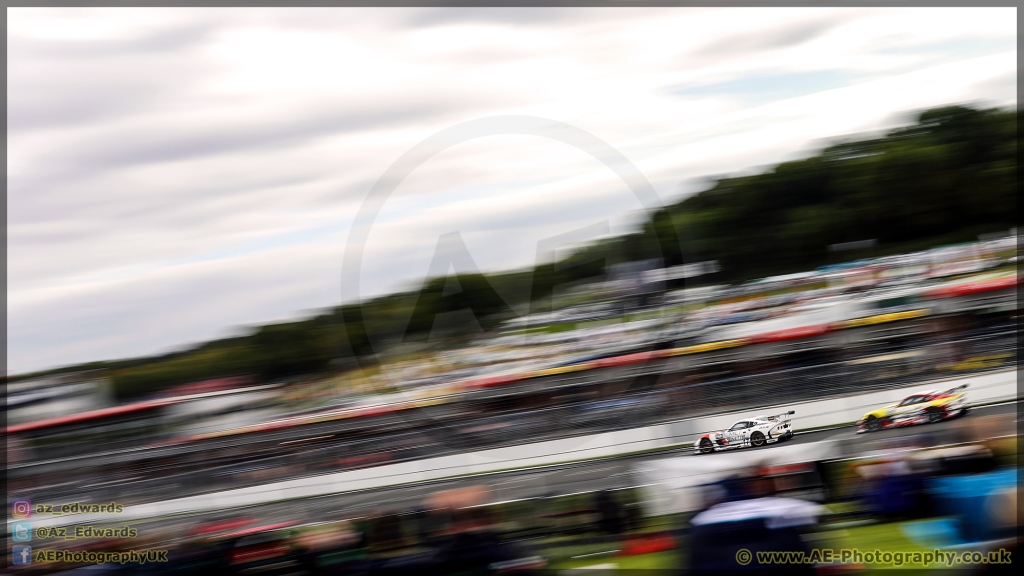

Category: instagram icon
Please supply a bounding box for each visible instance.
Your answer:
[12,499,32,518]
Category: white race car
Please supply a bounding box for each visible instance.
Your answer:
[695,411,795,454]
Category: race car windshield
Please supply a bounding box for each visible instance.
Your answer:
[729,422,748,431]
[898,396,922,406]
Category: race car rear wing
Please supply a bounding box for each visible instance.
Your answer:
[939,383,969,397]
[763,410,795,424]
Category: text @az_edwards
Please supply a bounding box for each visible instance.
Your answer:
[34,526,138,540]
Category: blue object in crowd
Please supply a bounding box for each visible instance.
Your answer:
[900,518,965,548]
[927,468,1017,543]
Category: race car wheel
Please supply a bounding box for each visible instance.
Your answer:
[699,439,714,454]
[865,416,882,432]
[926,407,943,424]
[750,432,765,447]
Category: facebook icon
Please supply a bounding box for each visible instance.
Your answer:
[12,545,32,565]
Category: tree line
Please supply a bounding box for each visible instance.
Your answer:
[17,104,1017,399]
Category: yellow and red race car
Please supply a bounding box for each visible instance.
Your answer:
[857,384,969,433]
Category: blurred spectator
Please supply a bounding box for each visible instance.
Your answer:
[684,495,823,576]
[427,507,533,573]
[593,490,626,541]
[369,512,404,552]
[293,522,365,576]
[159,537,229,576]
[854,456,929,521]
[683,466,824,575]
[976,484,1020,570]
[378,485,544,575]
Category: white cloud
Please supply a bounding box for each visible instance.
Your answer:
[6,7,1017,374]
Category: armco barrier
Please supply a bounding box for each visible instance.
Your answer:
[15,368,1016,530]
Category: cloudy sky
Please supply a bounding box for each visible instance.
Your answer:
[7,7,1016,375]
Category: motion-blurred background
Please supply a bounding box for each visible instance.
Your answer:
[6,7,1018,575]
